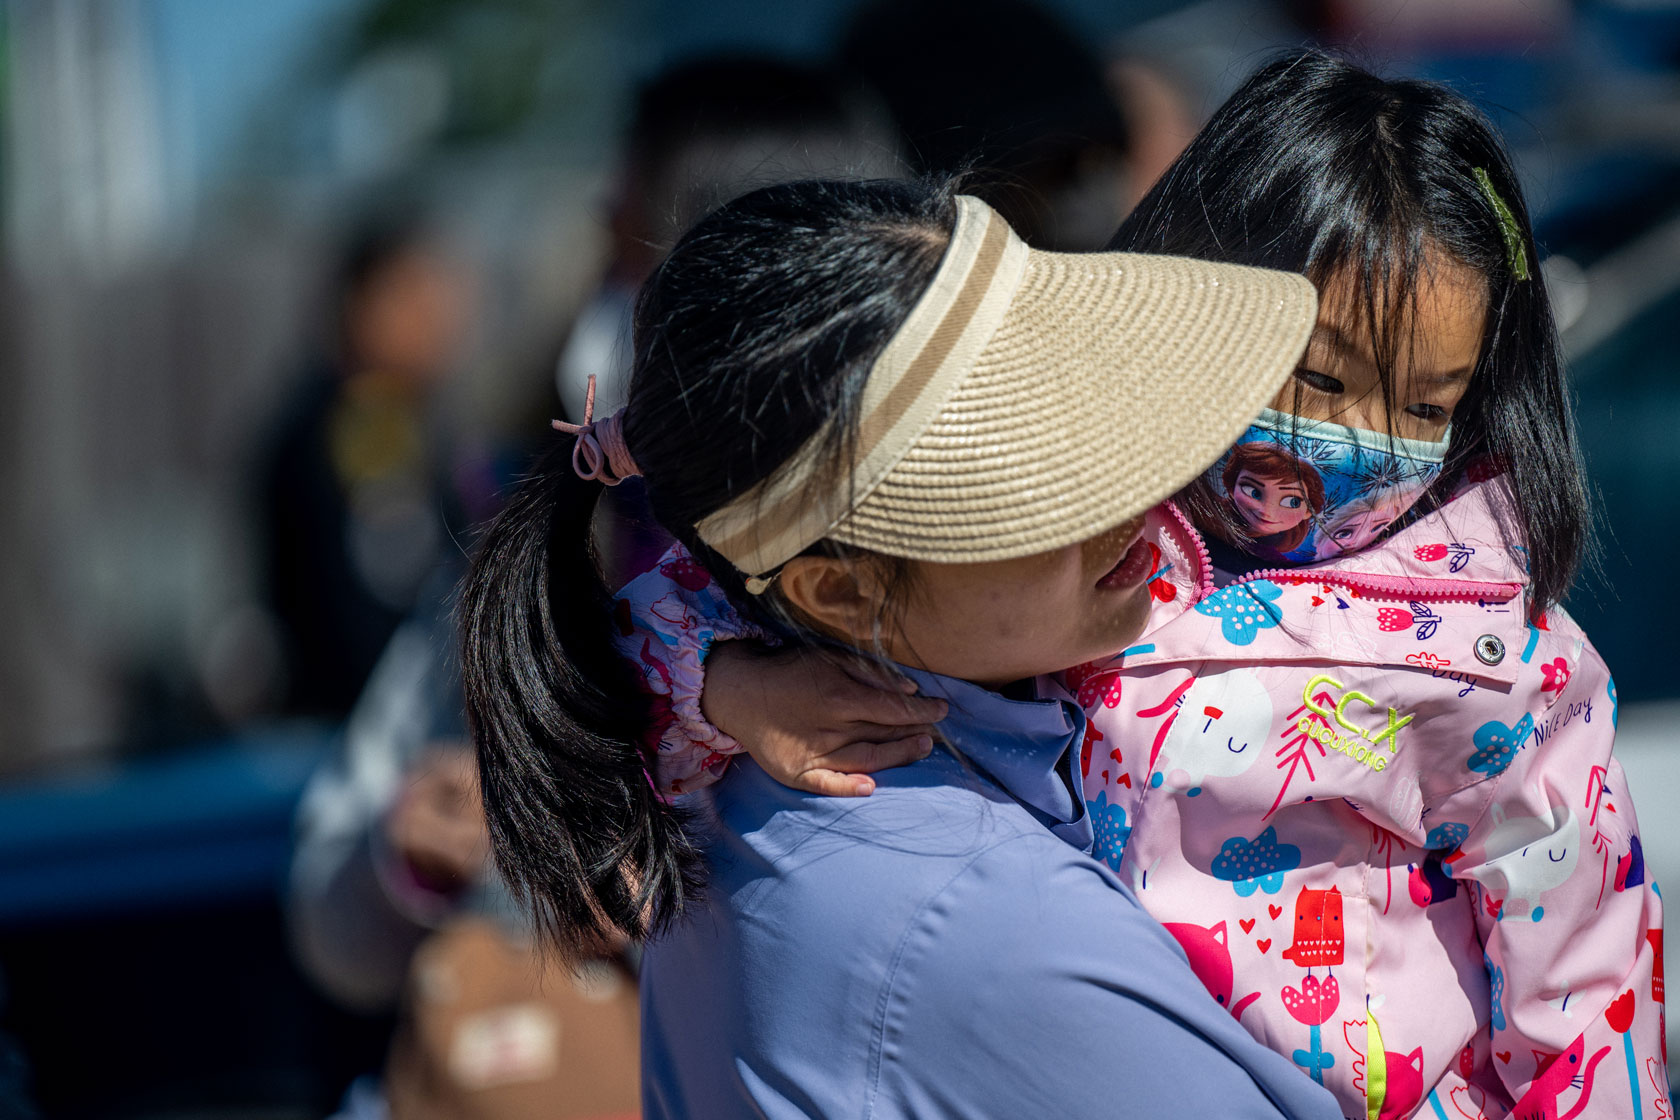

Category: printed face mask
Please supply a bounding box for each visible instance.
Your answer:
[1201,408,1450,564]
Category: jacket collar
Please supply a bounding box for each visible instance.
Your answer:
[1298,475,1531,589]
[1122,478,1533,685]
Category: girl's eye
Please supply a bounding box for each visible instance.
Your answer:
[1282,496,1303,509]
[1294,369,1344,394]
[1407,403,1447,421]
[1241,484,1262,500]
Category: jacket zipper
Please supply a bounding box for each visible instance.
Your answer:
[1162,501,1216,600]
[1231,566,1524,604]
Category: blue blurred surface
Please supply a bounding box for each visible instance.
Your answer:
[1569,284,1680,703]
[0,731,334,927]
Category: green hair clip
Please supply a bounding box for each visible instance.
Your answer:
[1473,167,1530,282]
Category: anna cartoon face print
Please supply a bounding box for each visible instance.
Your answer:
[1230,454,1320,543]
[1219,442,1326,554]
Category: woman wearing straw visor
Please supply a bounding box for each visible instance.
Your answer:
[459,178,1340,1118]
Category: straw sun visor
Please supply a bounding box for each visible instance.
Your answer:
[697,195,1318,577]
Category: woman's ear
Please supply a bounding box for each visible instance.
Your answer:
[777,555,889,646]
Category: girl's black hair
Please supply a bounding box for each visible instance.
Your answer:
[459,178,955,954]
[1112,51,1589,608]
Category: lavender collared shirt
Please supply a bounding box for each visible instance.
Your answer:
[640,667,1341,1120]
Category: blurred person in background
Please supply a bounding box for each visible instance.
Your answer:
[836,0,1133,251]
[290,595,642,1120]
[259,213,475,720]
[290,594,492,1018]
[556,53,900,586]
[1102,1,1311,207]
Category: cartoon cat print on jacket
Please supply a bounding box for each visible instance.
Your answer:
[617,475,1667,1120]
[1163,919,1262,1020]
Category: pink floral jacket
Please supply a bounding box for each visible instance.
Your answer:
[618,476,1666,1120]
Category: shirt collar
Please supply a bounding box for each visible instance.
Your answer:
[897,666,1092,852]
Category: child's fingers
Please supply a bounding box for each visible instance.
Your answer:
[841,721,941,744]
[818,654,949,722]
[831,677,947,727]
[795,768,880,798]
[824,733,936,776]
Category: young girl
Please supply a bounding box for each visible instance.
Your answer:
[458,176,1338,1117]
[621,55,1667,1119]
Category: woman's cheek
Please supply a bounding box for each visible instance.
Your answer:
[965,587,1043,644]
[962,575,1069,647]
[900,579,993,649]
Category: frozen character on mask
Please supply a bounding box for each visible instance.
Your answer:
[1218,442,1326,557]
[1206,409,1450,566]
[1318,487,1411,557]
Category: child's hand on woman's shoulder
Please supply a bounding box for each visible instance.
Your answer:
[703,642,944,797]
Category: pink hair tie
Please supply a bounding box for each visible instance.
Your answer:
[552,375,641,486]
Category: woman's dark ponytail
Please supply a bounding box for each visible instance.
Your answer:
[461,177,955,955]
[459,440,698,954]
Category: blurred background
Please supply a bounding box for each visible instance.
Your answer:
[0,0,1676,1116]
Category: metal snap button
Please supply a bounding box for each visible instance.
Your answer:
[1474,634,1506,666]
